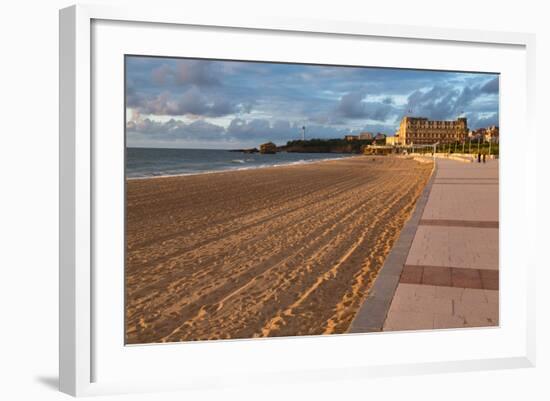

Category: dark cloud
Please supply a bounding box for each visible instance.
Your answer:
[337,91,369,119]
[481,77,499,94]
[307,114,346,126]
[336,90,399,121]
[127,118,226,142]
[467,112,499,130]
[151,60,221,87]
[227,118,302,142]
[455,85,480,111]
[406,80,499,123]
[227,118,272,138]
[151,64,172,85]
[407,85,459,119]
[129,88,248,118]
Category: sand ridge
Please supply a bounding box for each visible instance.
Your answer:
[125,156,433,344]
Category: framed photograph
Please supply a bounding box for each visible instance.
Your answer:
[59,4,536,396]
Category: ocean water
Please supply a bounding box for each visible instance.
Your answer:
[126,147,353,179]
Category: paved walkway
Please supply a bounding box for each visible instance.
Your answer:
[349,157,499,332]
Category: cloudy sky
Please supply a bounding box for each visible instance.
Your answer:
[126,56,499,149]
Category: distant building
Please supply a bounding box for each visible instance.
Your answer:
[385,136,398,146]
[374,133,386,141]
[471,128,485,139]
[484,125,499,143]
[358,132,374,140]
[259,142,277,154]
[468,129,481,140]
[469,126,498,143]
[344,135,359,141]
[397,116,468,145]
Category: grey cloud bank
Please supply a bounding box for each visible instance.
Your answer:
[126,56,499,148]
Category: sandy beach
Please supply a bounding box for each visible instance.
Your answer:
[125,156,433,344]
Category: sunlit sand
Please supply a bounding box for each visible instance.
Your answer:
[125,156,432,344]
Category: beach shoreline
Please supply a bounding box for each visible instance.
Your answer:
[125,156,433,344]
[126,153,362,181]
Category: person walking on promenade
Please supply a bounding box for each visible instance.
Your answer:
[483,153,486,163]
[478,152,481,163]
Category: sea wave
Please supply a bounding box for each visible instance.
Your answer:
[127,155,356,180]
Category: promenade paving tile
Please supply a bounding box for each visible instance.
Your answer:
[435,159,498,180]
[405,226,498,270]
[422,184,498,222]
[383,283,498,331]
[399,265,498,289]
[381,158,499,332]
[484,289,499,304]
[384,311,435,331]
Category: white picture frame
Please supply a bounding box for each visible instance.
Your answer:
[59,4,536,397]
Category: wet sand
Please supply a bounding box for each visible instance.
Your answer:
[125,156,433,344]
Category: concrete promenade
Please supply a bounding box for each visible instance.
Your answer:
[349,157,499,332]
